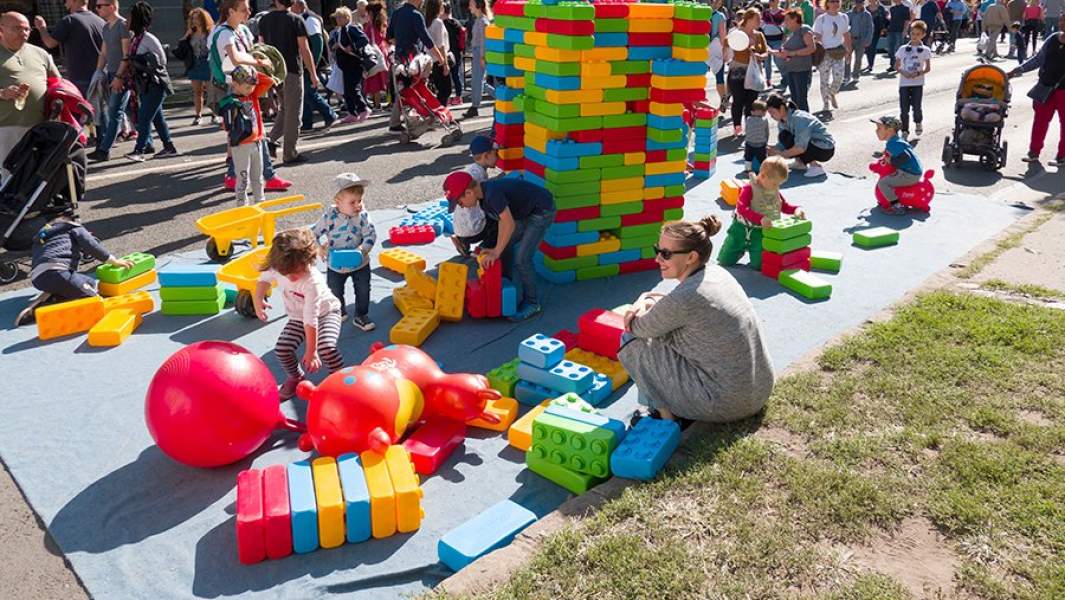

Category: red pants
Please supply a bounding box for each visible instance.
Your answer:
[1030,89,1065,158]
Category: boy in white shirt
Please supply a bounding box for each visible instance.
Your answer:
[895,20,932,138]
[450,135,498,257]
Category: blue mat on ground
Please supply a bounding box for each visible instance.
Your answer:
[0,156,1025,599]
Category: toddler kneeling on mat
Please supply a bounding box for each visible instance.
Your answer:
[717,157,804,271]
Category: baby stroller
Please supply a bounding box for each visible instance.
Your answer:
[0,78,92,283]
[941,64,1010,169]
[391,51,462,146]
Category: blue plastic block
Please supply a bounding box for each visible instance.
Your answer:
[545,139,603,158]
[495,85,522,101]
[544,229,600,248]
[533,257,577,285]
[597,248,642,265]
[586,373,613,406]
[485,39,515,53]
[524,146,579,171]
[645,172,687,187]
[647,114,686,130]
[628,46,672,60]
[544,404,627,443]
[336,453,372,543]
[503,28,527,44]
[329,248,363,270]
[495,110,525,125]
[517,360,595,395]
[286,460,319,553]
[522,171,548,189]
[223,285,238,306]
[158,264,218,287]
[609,417,681,481]
[651,59,708,76]
[534,73,581,91]
[515,379,558,406]
[646,138,688,151]
[502,279,517,317]
[438,500,537,572]
[519,334,566,369]
[547,221,578,236]
[594,33,628,47]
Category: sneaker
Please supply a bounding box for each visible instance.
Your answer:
[87,149,109,162]
[322,116,336,130]
[628,407,662,427]
[356,110,371,122]
[804,164,826,178]
[340,114,359,124]
[224,175,236,190]
[447,97,461,106]
[463,106,479,118]
[265,176,293,191]
[507,302,543,322]
[915,124,923,136]
[279,377,302,401]
[788,159,808,171]
[191,116,201,126]
[124,150,149,162]
[1021,152,1040,163]
[1051,156,1065,167]
[872,150,885,158]
[351,314,376,331]
[881,202,907,215]
[901,130,910,140]
[154,144,179,158]
[14,292,51,327]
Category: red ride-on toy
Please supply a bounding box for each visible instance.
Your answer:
[869,160,935,213]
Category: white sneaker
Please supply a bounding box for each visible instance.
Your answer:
[804,164,826,178]
[831,92,839,109]
[789,159,808,171]
[915,124,923,136]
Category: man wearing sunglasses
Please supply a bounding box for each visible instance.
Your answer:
[86,0,130,162]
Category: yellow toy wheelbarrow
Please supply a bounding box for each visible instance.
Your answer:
[217,246,272,318]
[195,195,321,263]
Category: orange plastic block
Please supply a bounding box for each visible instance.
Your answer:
[36,295,105,340]
[643,187,666,201]
[498,147,524,160]
[434,262,468,322]
[379,248,427,275]
[602,188,644,205]
[545,88,603,104]
[673,46,709,62]
[311,457,345,549]
[581,48,627,62]
[577,234,621,257]
[98,269,157,297]
[102,290,155,315]
[580,62,611,77]
[508,399,551,451]
[534,47,582,62]
[505,76,525,89]
[624,152,646,166]
[629,18,673,33]
[649,75,706,90]
[495,99,521,113]
[525,122,566,141]
[524,31,548,47]
[87,309,143,347]
[360,450,397,539]
[512,56,536,73]
[580,102,626,117]
[645,160,688,176]
[525,135,547,154]
[404,265,437,300]
[601,177,645,193]
[580,75,627,90]
[390,308,440,346]
[393,285,434,316]
[383,446,424,533]
[720,179,742,206]
[648,101,685,117]
[467,396,518,432]
[485,24,504,40]
[628,3,674,18]
[565,348,629,390]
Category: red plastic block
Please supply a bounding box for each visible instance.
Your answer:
[619,258,659,274]
[552,329,580,351]
[621,206,666,226]
[466,279,486,318]
[481,256,503,318]
[594,2,629,17]
[645,149,667,163]
[499,158,524,172]
[602,137,646,154]
[629,32,672,46]
[389,225,436,245]
[536,18,594,35]
[403,419,467,475]
[610,126,647,141]
[650,88,706,103]
[761,247,812,279]
[556,205,600,223]
[626,73,652,88]
[693,106,719,120]
[674,19,711,34]
[627,100,650,114]
[262,464,293,560]
[494,1,524,15]
[539,241,578,260]
[577,308,626,360]
[495,123,524,146]
[524,158,546,178]
[236,469,266,565]
[693,160,714,170]
[571,129,604,143]
[658,196,684,209]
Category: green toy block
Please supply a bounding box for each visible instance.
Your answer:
[762,216,813,240]
[544,33,594,50]
[641,246,656,259]
[620,223,664,239]
[601,201,645,217]
[622,234,659,250]
[223,286,238,307]
[761,233,812,255]
[545,167,601,184]
[526,111,602,133]
[595,18,629,33]
[526,448,606,494]
[540,2,595,20]
[546,180,599,198]
[663,208,685,222]
[530,412,617,477]
[578,216,622,232]
[778,269,832,300]
[576,264,620,280]
[691,151,716,162]
[549,392,598,414]
[603,87,648,102]
[537,60,581,77]
[601,165,644,180]
[487,358,521,397]
[580,153,624,169]
[664,184,685,197]
[674,2,714,20]
[95,252,156,284]
[494,15,535,31]
[852,227,899,248]
[554,193,601,210]
[159,282,224,302]
[648,127,683,144]
[544,254,598,272]
[602,112,646,129]
[809,250,842,273]
[665,148,688,162]
[513,43,535,58]
[484,51,514,65]
[673,33,708,49]
[610,60,650,75]
[161,290,226,316]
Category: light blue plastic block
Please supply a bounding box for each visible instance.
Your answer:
[547,221,578,236]
[521,171,548,189]
[545,139,603,158]
[286,460,319,553]
[597,248,642,265]
[336,453,372,543]
[647,114,685,130]
[534,73,581,91]
[594,32,628,47]
[329,248,363,270]
[628,46,672,60]
[503,28,526,44]
[495,110,525,125]
[158,264,218,287]
[515,379,558,406]
[609,417,681,481]
[523,146,579,171]
[495,84,521,101]
[645,172,687,187]
[519,334,566,369]
[544,229,599,248]
[438,500,537,572]
[485,39,515,53]
[651,59,708,76]
[517,360,595,395]
[502,279,517,317]
[533,257,577,285]
[586,373,613,406]
[544,404,627,443]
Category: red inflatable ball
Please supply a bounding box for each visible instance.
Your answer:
[144,340,304,468]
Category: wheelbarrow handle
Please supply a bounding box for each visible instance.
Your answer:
[256,194,307,210]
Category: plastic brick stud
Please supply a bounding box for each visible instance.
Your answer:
[518,333,567,369]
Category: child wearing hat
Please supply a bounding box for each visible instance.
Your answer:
[443,170,555,321]
[311,173,378,331]
[450,135,497,257]
[220,65,275,206]
[872,115,924,215]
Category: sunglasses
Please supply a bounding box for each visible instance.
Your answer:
[653,245,684,260]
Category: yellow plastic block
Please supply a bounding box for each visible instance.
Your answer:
[98,269,157,297]
[392,285,433,316]
[498,147,524,160]
[579,102,626,117]
[379,248,427,275]
[311,457,345,549]
[628,3,674,18]
[505,75,525,89]
[648,101,685,117]
[87,309,142,347]
[512,56,536,73]
[467,396,518,432]
[36,295,106,340]
[673,46,709,62]
[390,308,439,346]
[602,188,645,205]
[580,62,611,77]
[629,18,673,33]
[507,399,551,451]
[581,47,627,62]
[720,178,742,207]
[580,75,626,90]
[102,290,155,315]
[524,122,566,142]
[495,99,520,113]
[524,31,548,47]
[534,47,582,62]
[577,233,621,257]
[643,186,666,201]
[650,74,707,91]
[434,262,468,322]
[485,24,504,40]
[565,348,629,390]
[525,135,547,154]
[624,152,646,166]
[600,177,644,193]
[645,160,688,176]
[404,265,437,300]
[545,88,603,104]
[360,450,397,539]
[383,446,424,533]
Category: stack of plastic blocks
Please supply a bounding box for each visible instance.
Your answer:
[95,252,157,297]
[512,332,613,407]
[397,199,454,238]
[157,264,225,316]
[235,447,424,565]
[465,253,517,318]
[761,217,833,300]
[36,290,154,343]
[526,399,628,493]
[390,261,468,346]
[485,4,527,171]
[691,105,719,178]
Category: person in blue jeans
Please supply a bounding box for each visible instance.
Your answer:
[444,170,555,321]
[885,0,912,72]
[292,0,335,131]
[125,2,178,161]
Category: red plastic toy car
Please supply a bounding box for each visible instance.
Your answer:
[869,160,935,213]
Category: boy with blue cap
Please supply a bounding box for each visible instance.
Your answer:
[872,115,923,215]
[450,135,497,256]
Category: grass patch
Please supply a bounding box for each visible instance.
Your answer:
[957,212,1052,279]
[431,292,1065,599]
[982,278,1065,300]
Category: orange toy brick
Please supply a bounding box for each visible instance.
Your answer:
[434,262,468,322]
[379,248,427,275]
[360,450,397,539]
[36,295,106,340]
[87,309,143,347]
[720,179,741,207]
[393,285,433,316]
[383,446,424,533]
[507,399,551,451]
[390,308,440,346]
[98,269,157,297]
[467,396,518,432]
[565,348,629,391]
[102,290,155,315]
[404,265,437,300]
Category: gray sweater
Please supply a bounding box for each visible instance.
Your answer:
[620,266,775,422]
[30,220,111,280]
[745,114,770,147]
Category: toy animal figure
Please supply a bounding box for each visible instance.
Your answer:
[869,160,936,213]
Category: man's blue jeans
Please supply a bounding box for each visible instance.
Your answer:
[132,84,171,153]
[301,69,335,130]
[96,81,130,155]
[226,139,276,180]
[886,31,904,69]
[503,209,556,305]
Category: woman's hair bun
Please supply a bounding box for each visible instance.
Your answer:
[698,215,722,237]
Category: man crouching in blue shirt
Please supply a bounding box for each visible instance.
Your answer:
[872,115,923,215]
[444,170,556,321]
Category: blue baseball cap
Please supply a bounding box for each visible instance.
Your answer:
[469,135,497,156]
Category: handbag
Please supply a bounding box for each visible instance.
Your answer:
[326,60,344,94]
[364,43,387,77]
[812,41,826,66]
[360,44,382,74]
[744,59,767,91]
[173,37,195,70]
[1028,65,1065,104]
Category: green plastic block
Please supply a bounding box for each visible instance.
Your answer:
[664,184,685,197]
[622,234,660,250]
[529,411,617,477]
[544,254,598,272]
[641,246,656,259]
[674,3,714,20]
[540,2,595,20]
[578,216,622,232]
[601,201,645,217]
[526,448,606,494]
[523,81,547,101]
[778,269,832,300]
[762,233,812,255]
[495,15,535,31]
[809,250,842,273]
[537,60,581,77]
[852,227,899,248]
[663,207,685,221]
[513,43,535,58]
[595,18,629,33]
[545,167,601,184]
[545,33,595,50]
[695,117,718,128]
[576,264,620,280]
[762,216,813,241]
[666,148,687,162]
[159,282,224,302]
[484,51,514,65]
[691,151,716,162]
[672,33,708,49]
[580,153,624,169]
[620,223,664,239]
[610,60,650,75]
[487,358,520,397]
[602,112,646,129]
[96,252,156,284]
[554,193,601,210]
[546,180,599,198]
[648,127,683,143]
[602,87,648,102]
[601,164,644,180]
[549,392,598,414]
[526,111,602,133]
[161,291,225,316]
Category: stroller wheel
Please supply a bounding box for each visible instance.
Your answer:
[441,129,463,147]
[0,261,18,283]
[399,131,411,144]
[235,290,256,318]
[1000,141,1008,168]
[205,239,232,264]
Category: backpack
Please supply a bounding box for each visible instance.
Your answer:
[208,23,250,88]
[219,94,255,147]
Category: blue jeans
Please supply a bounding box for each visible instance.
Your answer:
[786,69,812,113]
[504,209,556,305]
[765,39,782,85]
[450,51,463,99]
[301,69,335,130]
[886,31,904,69]
[132,84,171,153]
[469,50,494,108]
[226,139,276,180]
[326,265,371,318]
[96,80,130,155]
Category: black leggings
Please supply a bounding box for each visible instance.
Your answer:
[431,63,452,106]
[779,129,835,164]
[728,67,758,129]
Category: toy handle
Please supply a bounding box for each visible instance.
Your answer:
[279,417,307,432]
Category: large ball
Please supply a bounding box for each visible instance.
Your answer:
[727,29,750,51]
[145,341,282,467]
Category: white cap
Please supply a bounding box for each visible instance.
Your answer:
[334,172,370,193]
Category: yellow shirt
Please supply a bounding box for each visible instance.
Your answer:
[0,44,59,128]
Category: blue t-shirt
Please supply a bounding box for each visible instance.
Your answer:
[886,135,923,175]
[946,0,967,20]
[386,2,435,58]
[482,179,555,221]
[919,1,940,26]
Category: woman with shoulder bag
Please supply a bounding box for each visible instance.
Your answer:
[727,8,768,137]
[126,2,178,161]
[330,6,371,123]
[1010,14,1065,166]
[813,0,851,114]
[775,9,817,112]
